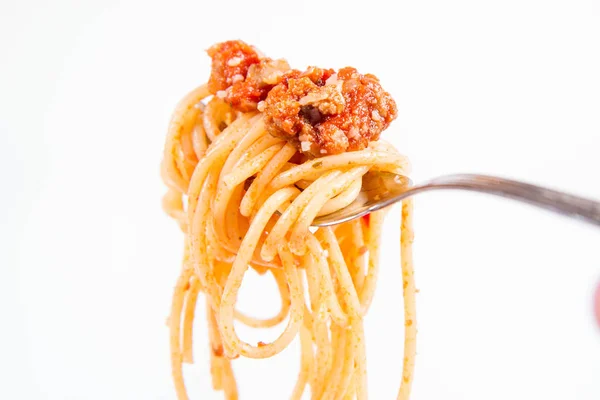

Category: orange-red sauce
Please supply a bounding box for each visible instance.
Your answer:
[207,40,398,157]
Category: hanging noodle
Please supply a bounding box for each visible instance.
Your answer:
[161,40,417,400]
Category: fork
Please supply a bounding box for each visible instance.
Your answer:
[311,173,600,227]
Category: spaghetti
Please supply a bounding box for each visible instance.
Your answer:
[161,40,416,400]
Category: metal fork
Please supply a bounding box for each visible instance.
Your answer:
[311,173,600,227]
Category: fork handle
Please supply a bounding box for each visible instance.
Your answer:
[411,174,600,227]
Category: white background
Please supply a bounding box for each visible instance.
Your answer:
[1,0,599,399]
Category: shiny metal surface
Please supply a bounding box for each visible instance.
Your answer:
[312,172,600,227]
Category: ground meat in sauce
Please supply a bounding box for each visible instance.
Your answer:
[263,66,398,157]
[207,40,290,112]
[207,41,260,94]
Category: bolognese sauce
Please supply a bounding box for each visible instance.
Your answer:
[207,40,289,112]
[207,40,398,157]
[263,66,397,157]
